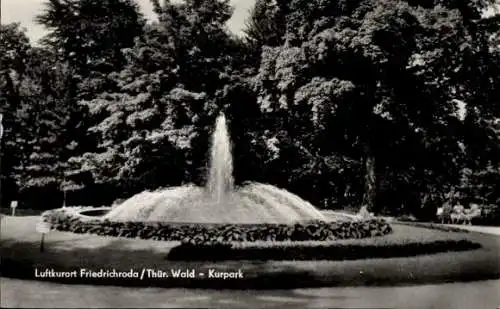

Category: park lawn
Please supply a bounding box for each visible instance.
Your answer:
[0,208,44,216]
[1,216,499,289]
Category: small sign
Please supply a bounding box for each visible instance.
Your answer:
[36,221,51,234]
[36,221,51,252]
[10,201,18,216]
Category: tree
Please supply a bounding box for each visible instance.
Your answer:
[7,49,81,208]
[0,23,32,207]
[244,0,288,48]
[36,0,145,76]
[26,0,147,205]
[71,0,240,196]
[248,0,500,216]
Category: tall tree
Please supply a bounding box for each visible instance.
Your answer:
[71,0,240,197]
[248,0,500,216]
[29,0,147,204]
[36,0,145,76]
[0,23,32,207]
[8,48,82,208]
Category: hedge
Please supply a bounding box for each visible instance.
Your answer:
[41,208,392,242]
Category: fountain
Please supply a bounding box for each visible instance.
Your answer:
[207,114,234,205]
[103,113,327,224]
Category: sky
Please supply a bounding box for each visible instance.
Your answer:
[1,0,256,45]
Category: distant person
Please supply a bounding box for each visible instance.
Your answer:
[437,202,453,223]
[450,203,465,224]
[463,204,482,225]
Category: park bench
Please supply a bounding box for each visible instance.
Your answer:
[437,204,483,225]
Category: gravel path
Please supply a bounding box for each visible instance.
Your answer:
[445,225,500,236]
[2,278,499,308]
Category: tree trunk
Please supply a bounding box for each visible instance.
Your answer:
[363,154,376,212]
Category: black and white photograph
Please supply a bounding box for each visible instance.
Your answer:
[1,0,499,308]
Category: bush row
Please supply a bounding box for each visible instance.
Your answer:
[41,209,393,242]
[167,239,481,261]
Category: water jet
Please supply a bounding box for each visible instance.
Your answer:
[103,113,327,224]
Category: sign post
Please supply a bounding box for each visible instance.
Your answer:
[10,201,18,216]
[36,221,51,252]
[1,113,3,211]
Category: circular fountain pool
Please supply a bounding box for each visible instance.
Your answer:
[103,182,328,224]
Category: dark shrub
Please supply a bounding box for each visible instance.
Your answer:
[473,205,500,226]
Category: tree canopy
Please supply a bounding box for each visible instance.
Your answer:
[1,0,499,217]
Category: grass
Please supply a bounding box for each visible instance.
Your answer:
[0,208,44,216]
[1,216,499,289]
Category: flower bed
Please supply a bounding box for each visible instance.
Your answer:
[166,239,480,261]
[41,208,393,242]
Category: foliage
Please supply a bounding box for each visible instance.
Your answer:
[69,0,241,195]
[36,0,145,75]
[2,0,145,207]
[248,0,500,215]
[244,0,287,48]
[1,0,499,217]
[0,23,32,203]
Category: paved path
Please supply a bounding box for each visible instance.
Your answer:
[445,225,500,236]
[1,278,499,309]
